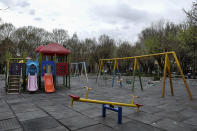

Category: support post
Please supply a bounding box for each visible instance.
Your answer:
[102,104,106,117]
[96,60,103,84]
[112,60,122,87]
[118,107,122,124]
[83,62,88,84]
[162,53,168,97]
[166,55,174,96]
[39,53,42,89]
[112,69,116,87]
[68,55,70,88]
[117,69,122,87]
[136,59,143,91]
[102,104,122,124]
[172,52,193,100]
[54,54,56,89]
[63,56,66,86]
[63,76,65,86]
[132,58,137,91]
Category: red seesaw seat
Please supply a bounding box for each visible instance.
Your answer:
[69,94,80,100]
[135,104,143,107]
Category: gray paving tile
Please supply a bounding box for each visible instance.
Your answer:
[22,116,61,131]
[94,115,131,128]
[6,98,28,104]
[156,103,185,112]
[0,118,21,131]
[49,109,83,120]
[140,105,164,114]
[11,103,40,113]
[16,110,48,121]
[0,76,197,131]
[34,100,56,106]
[70,103,95,112]
[59,115,99,130]
[0,111,15,121]
[183,117,197,126]
[113,119,164,131]
[122,107,137,116]
[43,126,69,131]
[0,104,11,113]
[126,111,161,124]
[81,107,103,118]
[154,110,189,122]
[180,108,197,118]
[153,118,197,131]
[75,124,114,131]
[41,105,68,112]
[9,128,23,131]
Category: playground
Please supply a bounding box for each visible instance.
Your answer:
[1,45,197,131]
[0,74,197,131]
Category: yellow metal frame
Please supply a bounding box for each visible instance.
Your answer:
[75,98,139,107]
[83,86,92,99]
[70,86,142,109]
[98,51,193,100]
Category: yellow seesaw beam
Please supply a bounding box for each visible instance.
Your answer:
[69,94,143,108]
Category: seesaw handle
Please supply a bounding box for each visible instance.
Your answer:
[131,94,139,104]
[70,98,74,107]
[83,86,92,99]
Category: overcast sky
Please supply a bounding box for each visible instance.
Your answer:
[0,0,194,43]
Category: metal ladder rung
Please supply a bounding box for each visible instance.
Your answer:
[8,89,20,91]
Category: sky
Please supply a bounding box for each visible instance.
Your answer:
[0,0,194,43]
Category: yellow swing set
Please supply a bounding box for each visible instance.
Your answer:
[97,51,193,100]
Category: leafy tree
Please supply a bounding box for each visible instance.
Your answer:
[95,35,116,60]
[117,41,135,57]
[184,1,197,76]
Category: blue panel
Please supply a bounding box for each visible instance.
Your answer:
[41,61,55,76]
[10,63,24,75]
[26,60,39,76]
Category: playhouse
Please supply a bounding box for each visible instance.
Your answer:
[36,43,70,92]
[5,43,70,94]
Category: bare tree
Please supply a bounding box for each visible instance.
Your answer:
[52,29,69,45]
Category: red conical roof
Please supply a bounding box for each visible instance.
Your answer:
[36,45,44,52]
[39,43,70,56]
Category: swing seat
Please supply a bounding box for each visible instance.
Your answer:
[126,80,132,84]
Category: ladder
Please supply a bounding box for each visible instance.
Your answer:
[7,75,21,94]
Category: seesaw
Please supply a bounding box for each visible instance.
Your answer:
[69,86,143,124]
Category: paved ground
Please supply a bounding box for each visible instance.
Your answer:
[0,75,197,131]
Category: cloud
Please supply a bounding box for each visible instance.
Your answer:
[122,25,130,30]
[0,0,193,43]
[16,1,30,8]
[34,17,42,21]
[0,0,12,7]
[91,3,151,24]
[0,0,30,8]
[29,9,35,15]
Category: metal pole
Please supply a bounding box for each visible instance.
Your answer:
[68,55,71,88]
[132,58,137,91]
[172,52,193,100]
[166,54,174,96]
[54,54,56,89]
[136,59,143,91]
[161,53,168,97]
